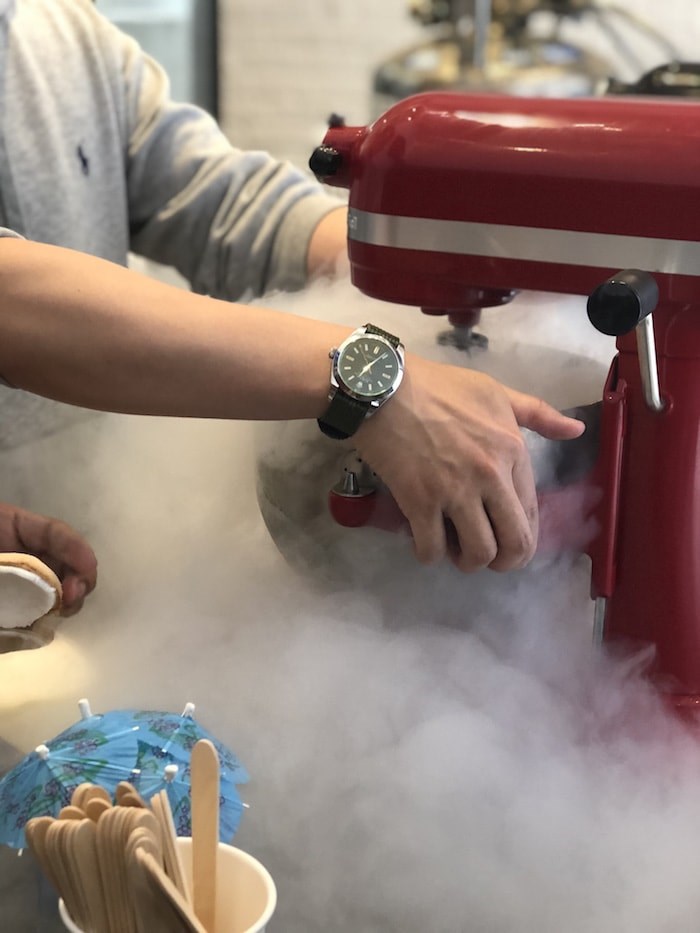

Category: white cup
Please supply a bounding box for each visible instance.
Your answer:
[177,837,277,933]
[57,899,82,933]
[59,837,277,933]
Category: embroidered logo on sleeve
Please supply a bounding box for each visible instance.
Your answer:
[76,145,90,176]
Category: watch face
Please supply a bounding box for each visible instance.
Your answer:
[336,335,401,398]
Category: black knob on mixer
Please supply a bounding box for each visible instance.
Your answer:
[587,269,659,336]
[309,145,342,179]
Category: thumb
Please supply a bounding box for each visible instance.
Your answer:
[506,388,585,440]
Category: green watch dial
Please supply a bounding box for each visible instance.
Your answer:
[337,336,401,398]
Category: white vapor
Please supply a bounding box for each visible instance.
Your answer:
[1,277,700,932]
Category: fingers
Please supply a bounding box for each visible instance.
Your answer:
[0,504,97,613]
[443,505,499,574]
[41,517,98,594]
[485,457,538,572]
[407,507,448,566]
[39,517,97,614]
[409,496,533,574]
[442,479,536,575]
[506,388,585,441]
[406,479,536,575]
[59,576,89,616]
[403,432,538,573]
[409,499,501,572]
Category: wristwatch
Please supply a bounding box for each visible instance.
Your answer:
[318,323,405,440]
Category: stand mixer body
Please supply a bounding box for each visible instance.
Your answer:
[311,92,700,702]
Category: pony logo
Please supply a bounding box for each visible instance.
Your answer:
[76,144,90,176]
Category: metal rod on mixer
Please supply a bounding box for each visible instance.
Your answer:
[635,314,665,412]
[472,0,492,70]
[341,471,360,496]
[592,597,607,647]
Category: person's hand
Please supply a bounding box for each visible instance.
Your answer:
[354,355,584,574]
[0,504,97,614]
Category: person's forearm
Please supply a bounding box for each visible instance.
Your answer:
[306,206,348,280]
[0,239,350,420]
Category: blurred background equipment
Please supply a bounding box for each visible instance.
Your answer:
[606,60,700,96]
[373,0,680,112]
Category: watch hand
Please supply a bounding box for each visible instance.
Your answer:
[356,345,371,366]
[358,353,388,377]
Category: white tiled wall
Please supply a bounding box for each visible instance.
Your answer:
[218,0,424,167]
[218,1,700,169]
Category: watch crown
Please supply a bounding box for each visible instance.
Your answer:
[328,348,337,359]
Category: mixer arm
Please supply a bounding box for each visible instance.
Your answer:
[587,269,663,413]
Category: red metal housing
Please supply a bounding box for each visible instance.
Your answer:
[317,92,700,700]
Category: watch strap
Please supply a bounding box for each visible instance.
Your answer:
[317,392,369,440]
[364,323,400,348]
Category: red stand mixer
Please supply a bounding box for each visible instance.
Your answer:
[310,92,700,710]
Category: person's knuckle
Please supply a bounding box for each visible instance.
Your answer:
[517,523,537,558]
[491,529,535,572]
[458,538,497,573]
[501,429,527,462]
[472,454,501,486]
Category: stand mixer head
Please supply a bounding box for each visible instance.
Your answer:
[310,91,700,710]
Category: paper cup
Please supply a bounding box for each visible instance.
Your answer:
[177,837,276,933]
[58,899,82,932]
[59,837,276,933]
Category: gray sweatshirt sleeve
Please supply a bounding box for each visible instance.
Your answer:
[118,31,344,300]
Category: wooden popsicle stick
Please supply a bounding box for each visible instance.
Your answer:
[116,782,149,808]
[46,820,87,932]
[81,784,112,807]
[107,806,163,933]
[125,826,161,865]
[161,790,191,903]
[125,828,169,933]
[85,796,112,822]
[58,805,85,821]
[120,791,148,809]
[94,807,118,933]
[190,740,220,933]
[25,817,62,895]
[96,805,131,933]
[69,818,109,933]
[82,815,114,933]
[70,783,95,810]
[115,806,150,933]
[150,791,191,905]
[130,847,206,933]
[123,808,162,855]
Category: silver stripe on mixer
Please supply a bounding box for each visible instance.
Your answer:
[348,209,700,277]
